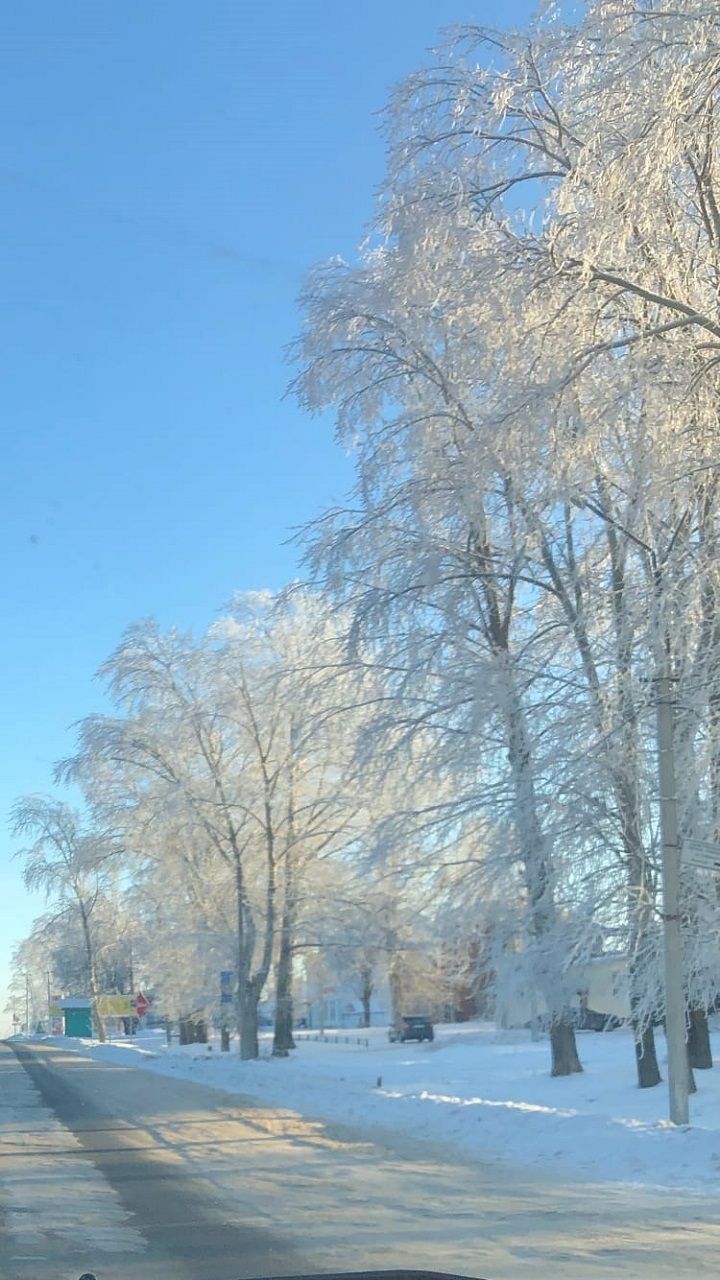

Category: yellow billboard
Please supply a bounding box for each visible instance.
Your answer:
[97,995,135,1017]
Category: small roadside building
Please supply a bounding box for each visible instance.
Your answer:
[57,997,93,1038]
[496,952,630,1030]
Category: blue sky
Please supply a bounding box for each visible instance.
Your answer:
[0,0,532,1025]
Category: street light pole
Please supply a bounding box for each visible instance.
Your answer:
[655,672,690,1125]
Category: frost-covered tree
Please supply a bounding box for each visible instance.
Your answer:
[60,592,361,1059]
[293,241,587,1074]
[11,798,122,1041]
[291,0,720,1083]
[60,616,283,1058]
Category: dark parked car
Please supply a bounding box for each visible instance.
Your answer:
[389,1015,434,1043]
[577,1006,622,1032]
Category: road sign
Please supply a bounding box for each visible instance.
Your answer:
[135,992,151,1017]
[681,839,720,872]
[220,970,234,1005]
[98,994,135,1017]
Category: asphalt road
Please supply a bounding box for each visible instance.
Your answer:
[4,1040,720,1280]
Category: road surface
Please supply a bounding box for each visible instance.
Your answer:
[3,1040,720,1280]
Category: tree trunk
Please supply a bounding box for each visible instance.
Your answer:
[273,818,296,1057]
[79,903,105,1043]
[229,756,276,1064]
[272,940,295,1056]
[239,777,278,1059]
[546,498,657,1087]
[499,652,582,1076]
[628,936,662,1088]
[272,897,296,1056]
[180,1017,195,1044]
[687,1007,713,1069]
[688,1058,698,1094]
[388,944,403,1025]
[239,984,259,1060]
[550,1016,583,1076]
[606,528,663,1090]
[88,977,105,1042]
[627,850,662,1088]
[234,851,259,1060]
[360,966,373,1028]
[633,1022,662,1088]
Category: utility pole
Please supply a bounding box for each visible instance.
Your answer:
[128,943,137,1036]
[655,672,689,1125]
[25,974,30,1036]
[46,971,52,1032]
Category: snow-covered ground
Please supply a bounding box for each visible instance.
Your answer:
[32,1021,720,1192]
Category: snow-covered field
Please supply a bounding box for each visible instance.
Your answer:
[32,1021,720,1192]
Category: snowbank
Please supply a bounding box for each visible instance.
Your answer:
[39,1022,720,1191]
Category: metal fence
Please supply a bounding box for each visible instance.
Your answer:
[293,1031,370,1047]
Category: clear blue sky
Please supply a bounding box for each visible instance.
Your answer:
[0,0,532,1026]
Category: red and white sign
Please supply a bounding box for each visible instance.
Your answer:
[135,992,151,1018]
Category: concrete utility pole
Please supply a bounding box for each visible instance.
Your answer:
[655,673,689,1126]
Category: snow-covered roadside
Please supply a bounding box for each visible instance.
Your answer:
[30,1022,720,1192]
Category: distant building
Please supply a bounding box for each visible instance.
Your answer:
[496,953,629,1029]
[295,968,391,1029]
